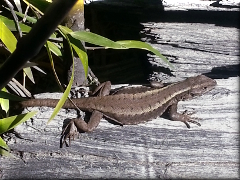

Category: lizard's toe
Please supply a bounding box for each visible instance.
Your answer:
[181,111,201,128]
[170,111,201,128]
[184,119,201,128]
[182,110,195,116]
[188,119,201,126]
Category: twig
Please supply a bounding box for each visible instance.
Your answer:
[3,0,22,38]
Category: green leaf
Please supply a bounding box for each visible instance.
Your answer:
[23,67,35,84]
[0,15,31,32]
[69,31,125,49]
[67,34,88,78]
[71,44,88,78]
[1,15,59,56]
[0,136,12,157]
[0,16,36,84]
[116,40,173,68]
[47,35,74,124]
[45,41,63,91]
[0,147,14,157]
[58,25,73,34]
[24,0,51,14]
[0,88,9,113]
[0,91,27,101]
[0,136,10,151]
[14,11,37,24]
[0,111,37,134]
[68,31,172,68]
[59,25,89,78]
[45,41,62,57]
[0,18,17,52]
[0,137,15,157]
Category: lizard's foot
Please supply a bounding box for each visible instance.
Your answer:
[168,103,201,128]
[180,114,201,129]
[170,110,201,128]
[183,118,201,129]
[60,119,78,148]
[168,104,201,128]
[182,110,201,128]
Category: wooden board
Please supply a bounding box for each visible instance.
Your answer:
[0,0,239,179]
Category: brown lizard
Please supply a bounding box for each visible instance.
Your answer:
[19,75,217,147]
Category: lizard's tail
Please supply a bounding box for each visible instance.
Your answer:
[18,99,80,109]
[20,99,59,108]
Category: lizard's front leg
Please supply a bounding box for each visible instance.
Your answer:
[168,103,201,128]
[60,81,111,147]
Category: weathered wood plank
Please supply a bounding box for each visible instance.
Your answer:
[1,76,238,179]
[0,0,239,179]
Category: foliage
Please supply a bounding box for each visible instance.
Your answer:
[0,0,171,156]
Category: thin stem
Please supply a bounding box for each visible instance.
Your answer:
[3,0,22,38]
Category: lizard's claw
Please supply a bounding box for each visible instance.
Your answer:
[183,119,201,128]
[180,110,201,128]
[182,110,195,116]
[60,119,78,148]
[170,110,201,128]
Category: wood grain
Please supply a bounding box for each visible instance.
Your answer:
[0,0,239,179]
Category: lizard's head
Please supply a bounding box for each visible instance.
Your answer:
[188,75,217,96]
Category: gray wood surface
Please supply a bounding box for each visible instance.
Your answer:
[1,0,239,179]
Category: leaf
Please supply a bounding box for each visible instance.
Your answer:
[0,18,17,52]
[67,34,88,78]
[0,136,12,157]
[23,0,51,14]
[45,41,63,91]
[116,40,173,68]
[11,9,37,24]
[69,31,125,49]
[22,61,46,75]
[0,147,14,157]
[71,44,88,78]
[58,25,73,34]
[0,136,10,151]
[69,31,172,68]
[1,16,59,56]
[0,111,37,134]
[23,67,35,84]
[45,41,62,57]
[9,78,32,97]
[0,137,15,157]
[59,25,89,78]
[47,35,74,124]
[0,91,27,101]
[0,15,31,32]
[0,16,35,85]
[32,66,46,75]
[0,88,9,113]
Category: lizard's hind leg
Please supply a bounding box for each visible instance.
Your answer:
[60,111,103,147]
[60,81,111,147]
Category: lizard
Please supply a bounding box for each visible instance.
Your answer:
[18,75,217,147]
